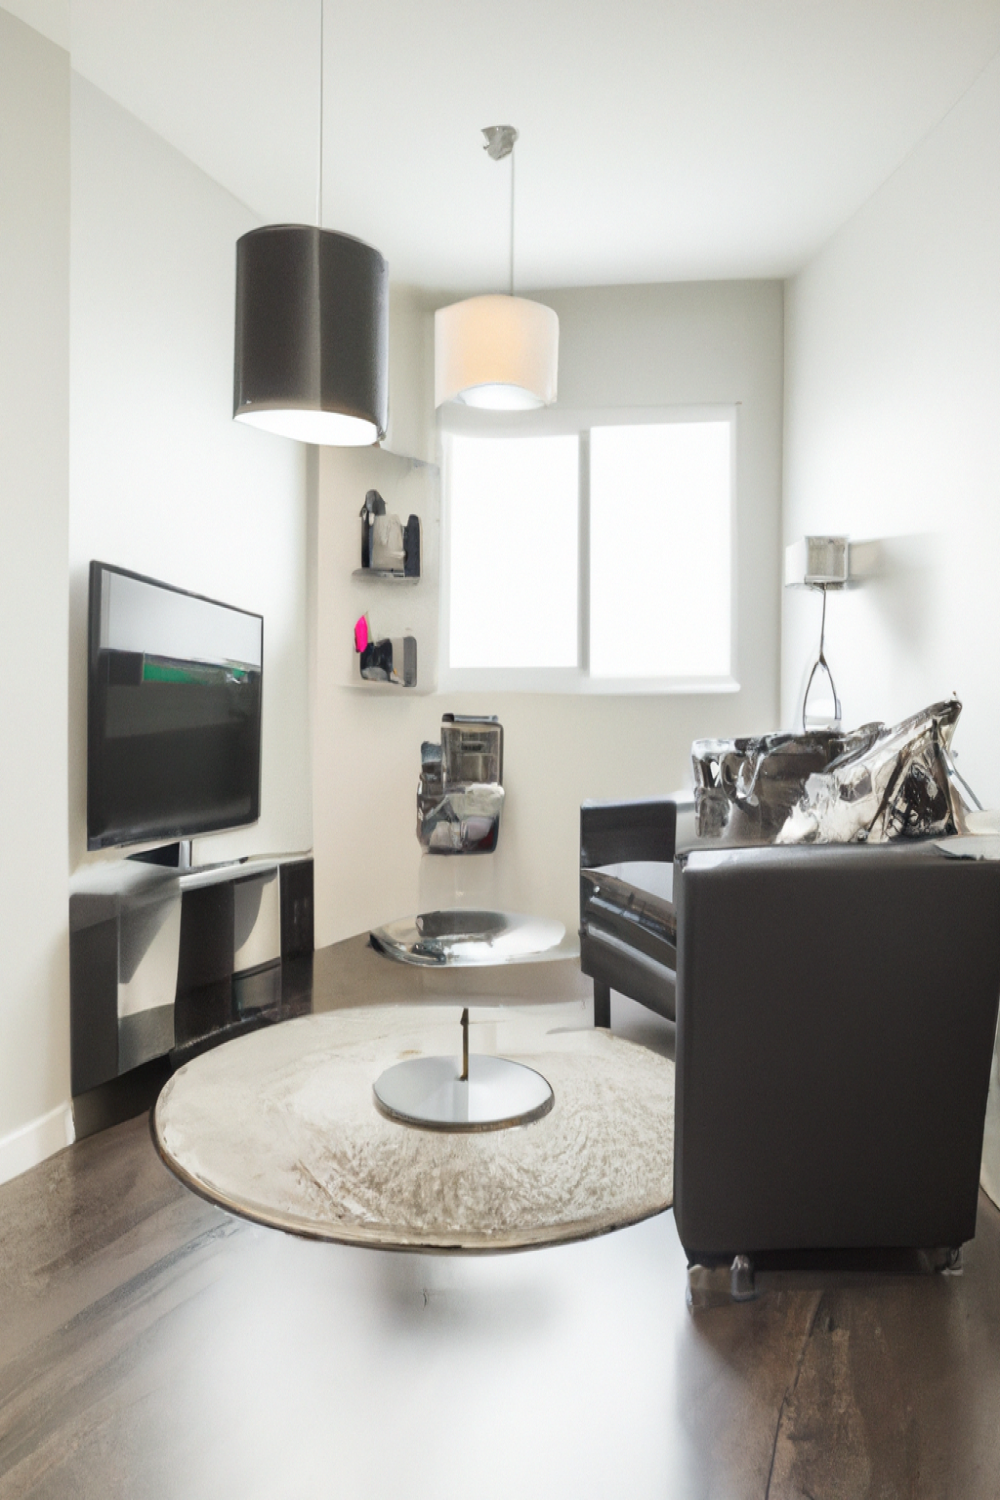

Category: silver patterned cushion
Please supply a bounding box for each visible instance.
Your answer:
[692,699,970,845]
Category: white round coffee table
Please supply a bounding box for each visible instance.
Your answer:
[153,1004,675,1253]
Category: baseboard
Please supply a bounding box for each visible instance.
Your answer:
[0,1102,76,1187]
[72,1056,172,1141]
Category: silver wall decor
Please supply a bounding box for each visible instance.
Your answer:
[417,715,504,853]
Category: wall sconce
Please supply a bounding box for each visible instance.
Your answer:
[785,536,850,732]
[783,535,850,590]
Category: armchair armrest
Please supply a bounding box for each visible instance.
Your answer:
[579,796,689,1026]
[580,794,691,869]
[580,869,677,958]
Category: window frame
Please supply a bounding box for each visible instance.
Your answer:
[438,402,740,696]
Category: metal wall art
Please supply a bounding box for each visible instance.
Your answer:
[417,714,504,853]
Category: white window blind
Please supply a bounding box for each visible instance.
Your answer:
[589,421,731,678]
[443,412,735,693]
[447,433,579,669]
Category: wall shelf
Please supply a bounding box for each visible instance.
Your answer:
[351,569,419,584]
[342,680,435,696]
[319,447,439,695]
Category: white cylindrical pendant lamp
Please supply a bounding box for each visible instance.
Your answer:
[434,294,559,410]
[234,224,388,446]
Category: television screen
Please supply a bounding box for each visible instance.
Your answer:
[87,562,263,850]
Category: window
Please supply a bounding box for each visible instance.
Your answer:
[442,409,735,693]
[448,434,579,669]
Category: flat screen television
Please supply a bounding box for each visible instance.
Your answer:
[87,562,263,850]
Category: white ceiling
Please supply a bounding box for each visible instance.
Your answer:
[9,0,1000,290]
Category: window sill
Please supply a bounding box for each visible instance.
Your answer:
[437,669,741,696]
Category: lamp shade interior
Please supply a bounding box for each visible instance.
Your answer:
[234,408,380,445]
[435,294,558,410]
[458,384,544,411]
[234,224,388,446]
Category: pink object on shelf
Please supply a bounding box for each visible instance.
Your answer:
[354,615,369,653]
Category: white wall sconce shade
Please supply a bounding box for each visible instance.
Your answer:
[784,535,850,588]
[434,294,559,410]
[233,224,389,446]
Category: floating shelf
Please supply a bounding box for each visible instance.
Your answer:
[352,569,419,584]
[342,681,435,696]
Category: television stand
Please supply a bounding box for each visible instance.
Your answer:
[128,841,255,874]
[69,852,314,1127]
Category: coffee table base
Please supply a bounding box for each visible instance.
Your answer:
[373,1054,554,1132]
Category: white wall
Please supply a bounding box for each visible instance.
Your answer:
[314,280,783,943]
[0,10,72,1179]
[1,58,315,1179]
[69,77,312,870]
[783,52,1000,805]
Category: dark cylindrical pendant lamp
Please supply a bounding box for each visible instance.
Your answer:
[234,224,388,446]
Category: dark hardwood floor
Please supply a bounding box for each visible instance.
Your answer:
[3,948,1000,1498]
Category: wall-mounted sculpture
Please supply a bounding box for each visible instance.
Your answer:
[370,712,566,968]
[417,714,504,853]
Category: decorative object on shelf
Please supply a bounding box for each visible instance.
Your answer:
[372,1006,555,1132]
[232,0,388,446]
[353,614,417,686]
[692,698,977,846]
[434,127,558,411]
[417,714,504,852]
[370,910,566,967]
[784,535,849,731]
[357,489,420,578]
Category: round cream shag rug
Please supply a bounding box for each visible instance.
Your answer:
[154,1005,674,1252]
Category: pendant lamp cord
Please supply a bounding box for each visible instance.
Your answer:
[317,0,324,227]
[509,146,515,296]
[481,126,520,294]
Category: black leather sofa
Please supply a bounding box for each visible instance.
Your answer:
[580,797,1000,1271]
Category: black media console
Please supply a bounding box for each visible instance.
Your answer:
[69,854,313,1136]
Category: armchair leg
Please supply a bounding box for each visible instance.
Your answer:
[593,980,611,1029]
[686,1258,758,1308]
[730,1255,757,1301]
[930,1245,964,1275]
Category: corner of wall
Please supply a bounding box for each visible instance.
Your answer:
[384,284,436,464]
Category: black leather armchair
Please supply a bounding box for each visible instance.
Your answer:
[580,797,1000,1267]
[579,797,682,1029]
